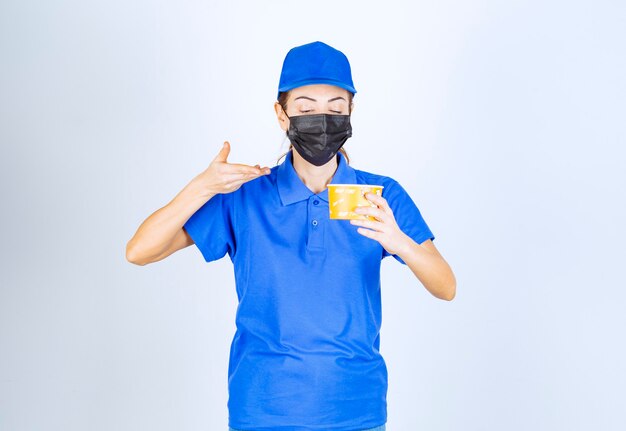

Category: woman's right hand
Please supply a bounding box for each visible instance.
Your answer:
[126,141,269,265]
[195,141,271,197]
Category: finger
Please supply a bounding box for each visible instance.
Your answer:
[226,163,271,175]
[223,171,266,182]
[356,227,382,241]
[213,141,231,163]
[225,168,270,181]
[254,166,272,175]
[367,193,393,217]
[224,162,264,175]
[365,192,392,214]
[354,205,389,222]
[350,218,386,232]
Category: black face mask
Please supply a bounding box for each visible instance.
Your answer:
[285,112,353,166]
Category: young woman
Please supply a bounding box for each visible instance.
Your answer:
[126,41,456,431]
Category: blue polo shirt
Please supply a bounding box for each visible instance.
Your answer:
[183,150,434,431]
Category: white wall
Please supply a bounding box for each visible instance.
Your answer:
[1,0,624,430]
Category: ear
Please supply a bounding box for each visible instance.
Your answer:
[349,101,355,114]
[274,102,289,132]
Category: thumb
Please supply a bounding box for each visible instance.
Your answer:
[213,141,230,163]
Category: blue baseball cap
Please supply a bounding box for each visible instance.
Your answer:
[277,41,357,99]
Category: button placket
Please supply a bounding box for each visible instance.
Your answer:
[307,195,326,250]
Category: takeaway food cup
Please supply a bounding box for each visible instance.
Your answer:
[327,184,384,220]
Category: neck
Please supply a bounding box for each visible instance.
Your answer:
[291,150,338,194]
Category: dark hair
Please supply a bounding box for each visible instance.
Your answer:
[276,90,354,165]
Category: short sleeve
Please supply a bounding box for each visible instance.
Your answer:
[381,180,435,265]
[183,193,235,263]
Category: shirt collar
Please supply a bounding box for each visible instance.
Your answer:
[277,150,357,206]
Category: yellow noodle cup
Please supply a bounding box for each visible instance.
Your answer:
[327,184,384,220]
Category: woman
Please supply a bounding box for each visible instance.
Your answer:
[126,41,456,431]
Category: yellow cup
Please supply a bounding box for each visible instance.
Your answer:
[327,184,384,220]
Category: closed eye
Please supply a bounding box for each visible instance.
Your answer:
[297,109,343,114]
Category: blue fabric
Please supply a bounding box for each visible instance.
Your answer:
[230,425,385,431]
[184,150,433,431]
[277,41,357,99]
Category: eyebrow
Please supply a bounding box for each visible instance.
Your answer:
[293,96,347,102]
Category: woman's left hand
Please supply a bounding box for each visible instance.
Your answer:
[350,193,411,256]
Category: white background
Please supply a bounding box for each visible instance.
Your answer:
[1,0,625,430]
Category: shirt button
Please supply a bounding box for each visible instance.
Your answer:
[312,219,318,226]
[313,200,319,205]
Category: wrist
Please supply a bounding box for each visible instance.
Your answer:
[171,177,215,213]
[395,233,415,258]
[188,175,217,201]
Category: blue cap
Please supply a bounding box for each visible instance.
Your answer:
[277,41,357,99]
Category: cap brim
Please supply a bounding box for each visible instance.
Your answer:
[277,78,357,99]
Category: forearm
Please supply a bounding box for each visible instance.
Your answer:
[396,235,457,300]
[126,177,215,263]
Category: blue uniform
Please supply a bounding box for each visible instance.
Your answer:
[184,150,434,431]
